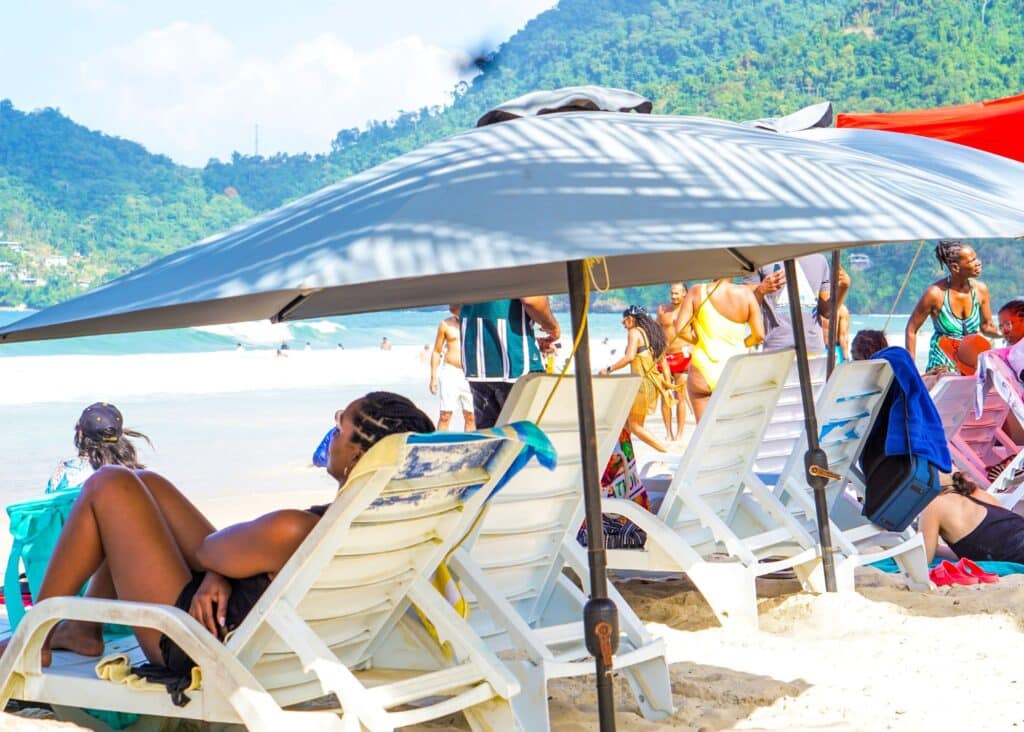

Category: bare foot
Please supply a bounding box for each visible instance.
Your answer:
[49,620,105,657]
[0,635,52,667]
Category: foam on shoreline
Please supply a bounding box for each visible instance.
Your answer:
[0,346,433,404]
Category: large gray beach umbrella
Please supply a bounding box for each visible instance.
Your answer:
[4,112,1024,731]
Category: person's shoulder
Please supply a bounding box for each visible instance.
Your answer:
[974,279,991,295]
[921,279,947,299]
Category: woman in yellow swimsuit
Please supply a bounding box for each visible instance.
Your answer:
[600,305,676,452]
[675,278,764,422]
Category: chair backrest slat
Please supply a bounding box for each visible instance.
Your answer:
[776,360,892,509]
[659,350,795,552]
[465,373,640,627]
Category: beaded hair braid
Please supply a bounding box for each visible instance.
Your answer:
[935,239,965,271]
[350,391,436,451]
[999,299,1024,320]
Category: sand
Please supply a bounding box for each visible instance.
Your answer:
[8,569,1023,730]
[3,337,1015,730]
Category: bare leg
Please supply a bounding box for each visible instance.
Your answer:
[17,466,193,666]
[135,470,216,569]
[673,372,688,441]
[628,410,667,453]
[49,470,215,656]
[687,367,712,423]
[437,410,453,431]
[462,410,476,431]
[659,395,673,442]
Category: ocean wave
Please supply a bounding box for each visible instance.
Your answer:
[195,321,293,345]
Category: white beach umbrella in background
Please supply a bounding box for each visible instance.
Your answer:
[3,111,1024,731]
[475,84,652,127]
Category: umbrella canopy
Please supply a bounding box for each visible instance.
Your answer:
[837,92,1024,164]
[3,112,1024,345]
[793,127,1024,202]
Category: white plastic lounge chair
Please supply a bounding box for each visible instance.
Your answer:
[952,379,1017,487]
[0,428,547,732]
[929,375,979,446]
[974,353,1024,507]
[450,373,674,731]
[752,356,828,476]
[762,360,932,591]
[601,350,830,628]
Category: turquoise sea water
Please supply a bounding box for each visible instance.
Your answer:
[0,309,928,357]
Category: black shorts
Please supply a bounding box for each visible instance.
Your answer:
[158,571,271,677]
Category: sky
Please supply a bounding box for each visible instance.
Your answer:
[0,0,557,166]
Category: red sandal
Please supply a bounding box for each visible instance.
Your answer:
[956,558,999,584]
[929,560,979,586]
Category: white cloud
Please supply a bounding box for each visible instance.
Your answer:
[74,21,472,165]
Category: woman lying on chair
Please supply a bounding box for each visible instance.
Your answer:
[0,392,434,673]
[919,472,1024,564]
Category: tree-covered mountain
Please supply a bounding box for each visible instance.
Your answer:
[2,0,1023,311]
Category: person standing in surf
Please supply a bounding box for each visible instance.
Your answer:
[905,240,999,374]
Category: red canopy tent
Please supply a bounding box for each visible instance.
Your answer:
[837,92,1024,163]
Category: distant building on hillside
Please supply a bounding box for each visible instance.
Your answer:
[0,241,24,253]
[849,253,872,271]
[0,261,13,273]
[44,255,69,268]
[17,271,45,287]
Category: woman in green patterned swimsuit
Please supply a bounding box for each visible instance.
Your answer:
[905,240,999,373]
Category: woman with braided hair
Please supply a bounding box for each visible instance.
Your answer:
[905,240,999,373]
[0,391,434,680]
[600,305,676,452]
[919,471,1024,564]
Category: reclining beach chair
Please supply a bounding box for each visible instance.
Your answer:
[760,359,931,591]
[0,427,550,732]
[601,350,829,629]
[973,353,1024,507]
[450,373,673,731]
[752,355,828,477]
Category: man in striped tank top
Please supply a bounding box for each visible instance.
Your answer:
[460,298,561,428]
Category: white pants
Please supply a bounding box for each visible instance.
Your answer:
[439,363,473,413]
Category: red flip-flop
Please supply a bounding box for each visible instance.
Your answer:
[956,558,999,584]
[929,560,979,586]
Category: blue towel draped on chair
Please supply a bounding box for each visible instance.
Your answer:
[873,346,952,472]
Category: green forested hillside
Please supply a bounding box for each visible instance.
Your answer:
[2,0,1023,310]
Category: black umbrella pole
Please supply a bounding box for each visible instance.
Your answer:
[784,259,838,592]
[567,259,618,732]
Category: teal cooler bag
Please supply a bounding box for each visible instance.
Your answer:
[5,489,131,638]
[5,489,82,630]
[6,490,139,728]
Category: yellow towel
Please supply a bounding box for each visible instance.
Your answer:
[413,563,470,659]
[95,654,202,694]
